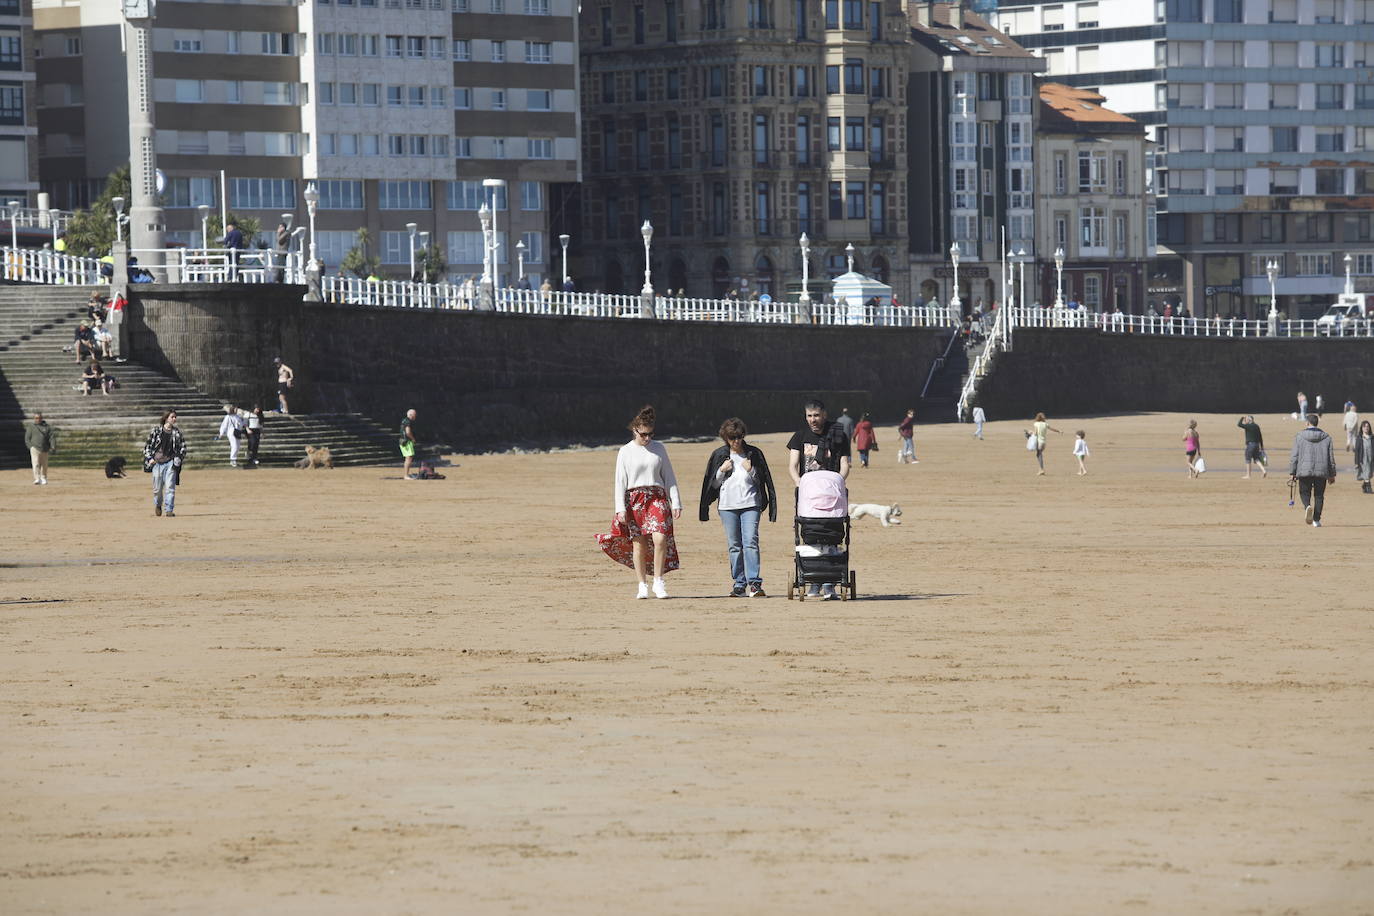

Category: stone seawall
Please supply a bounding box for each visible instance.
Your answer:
[976,328,1374,418]
[127,286,949,447]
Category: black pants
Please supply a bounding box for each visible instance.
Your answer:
[247,429,261,463]
[1298,477,1327,521]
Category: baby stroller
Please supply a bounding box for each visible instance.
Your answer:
[788,469,857,601]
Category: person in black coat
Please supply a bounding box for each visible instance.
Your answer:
[698,417,777,598]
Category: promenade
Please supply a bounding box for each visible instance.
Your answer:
[5,412,1370,913]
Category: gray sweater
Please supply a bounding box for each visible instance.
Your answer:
[1288,427,1336,478]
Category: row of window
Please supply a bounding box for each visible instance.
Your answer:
[1199,213,1374,246]
[1165,167,1374,196]
[1160,39,1372,68]
[1051,151,1132,196]
[167,176,546,213]
[314,133,555,160]
[1049,209,1135,256]
[596,1,888,49]
[318,0,553,13]
[1162,125,1372,154]
[314,33,553,63]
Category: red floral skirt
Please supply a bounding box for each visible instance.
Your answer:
[595,486,681,573]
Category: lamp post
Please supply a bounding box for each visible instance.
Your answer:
[482,178,506,287]
[112,196,126,245]
[291,226,306,281]
[1053,246,1066,309]
[302,182,320,301]
[197,204,210,250]
[845,242,855,274]
[406,222,418,280]
[640,220,654,295]
[1015,247,1027,311]
[6,200,18,251]
[478,203,493,290]
[49,209,60,248]
[798,232,812,306]
[1266,258,1279,337]
[949,241,962,321]
[515,239,526,283]
[559,233,570,285]
[1344,252,1354,295]
[418,231,429,282]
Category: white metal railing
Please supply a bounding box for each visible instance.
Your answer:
[958,303,1012,421]
[1008,305,1374,339]
[1,246,102,285]
[4,207,75,234]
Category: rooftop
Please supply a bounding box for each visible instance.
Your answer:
[1038,82,1145,134]
[908,2,1039,60]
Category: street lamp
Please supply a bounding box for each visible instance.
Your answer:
[1266,258,1279,336]
[1053,246,1066,309]
[406,222,418,280]
[559,233,570,285]
[798,233,812,305]
[1015,247,1027,312]
[197,204,210,250]
[290,226,306,280]
[1344,252,1354,295]
[49,208,60,247]
[482,178,506,287]
[112,196,126,245]
[845,242,856,273]
[478,203,493,289]
[515,239,526,283]
[418,231,429,281]
[302,182,320,301]
[949,241,962,316]
[7,200,19,251]
[640,220,654,295]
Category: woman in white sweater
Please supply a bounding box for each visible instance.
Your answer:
[595,405,682,598]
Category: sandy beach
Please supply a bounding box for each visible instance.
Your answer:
[3,411,1371,914]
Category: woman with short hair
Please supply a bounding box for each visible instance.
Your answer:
[698,417,777,598]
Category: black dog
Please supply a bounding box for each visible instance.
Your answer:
[105,456,128,479]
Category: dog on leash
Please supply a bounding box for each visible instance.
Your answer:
[849,503,902,527]
[105,456,128,478]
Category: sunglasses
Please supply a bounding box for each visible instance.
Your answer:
[635,429,654,437]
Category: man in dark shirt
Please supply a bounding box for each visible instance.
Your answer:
[224,222,245,280]
[399,408,418,479]
[787,398,851,486]
[1237,415,1267,479]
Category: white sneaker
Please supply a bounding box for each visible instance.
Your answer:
[652,578,668,599]
[39,478,47,485]
[1312,520,1322,528]
[636,582,649,599]
[1304,504,1315,524]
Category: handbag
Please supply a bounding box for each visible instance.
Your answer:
[1195,456,1207,473]
[1025,433,1038,451]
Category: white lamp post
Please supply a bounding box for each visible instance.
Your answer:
[515,239,526,283]
[1266,258,1279,336]
[49,209,60,247]
[482,178,506,287]
[406,222,418,280]
[112,196,126,245]
[1015,247,1027,312]
[845,242,856,273]
[559,233,570,285]
[418,231,429,282]
[478,203,493,289]
[302,182,320,300]
[640,220,654,295]
[197,204,210,250]
[1344,252,1354,295]
[7,200,19,251]
[1053,246,1065,309]
[949,241,962,317]
[798,233,812,306]
[290,226,306,280]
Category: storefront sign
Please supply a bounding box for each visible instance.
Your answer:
[932,266,990,279]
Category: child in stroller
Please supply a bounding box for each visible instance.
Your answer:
[789,469,857,601]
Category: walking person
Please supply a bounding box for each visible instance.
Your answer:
[25,411,53,485]
[399,408,418,479]
[1342,401,1359,452]
[852,413,877,468]
[971,404,986,440]
[787,399,851,598]
[1183,419,1203,478]
[596,406,682,599]
[835,407,856,441]
[245,405,264,467]
[1073,430,1090,475]
[1354,419,1373,495]
[273,357,294,414]
[1027,412,1061,476]
[1237,416,1268,479]
[142,410,187,517]
[897,408,917,463]
[1289,414,1337,527]
[1296,391,1308,421]
[224,221,246,281]
[215,404,247,468]
[698,417,777,598]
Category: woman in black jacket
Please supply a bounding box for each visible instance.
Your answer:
[698,417,777,598]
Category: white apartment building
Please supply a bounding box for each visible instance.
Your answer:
[994,0,1374,317]
[33,0,580,283]
[1,0,37,204]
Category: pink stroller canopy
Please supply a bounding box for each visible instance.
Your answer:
[797,470,847,518]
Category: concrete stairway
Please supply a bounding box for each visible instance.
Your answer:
[0,283,402,469]
[917,331,968,423]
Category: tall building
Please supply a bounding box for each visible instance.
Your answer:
[994,0,1374,318]
[576,0,911,299]
[1035,82,1156,311]
[906,2,1043,309]
[32,0,580,283]
[1,0,38,205]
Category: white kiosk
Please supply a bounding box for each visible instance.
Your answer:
[830,270,893,325]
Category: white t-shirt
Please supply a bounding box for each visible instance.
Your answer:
[1073,437,1089,457]
[614,440,680,513]
[716,451,760,511]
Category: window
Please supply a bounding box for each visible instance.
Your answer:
[1054,155,1066,195]
[408,135,428,157]
[387,85,404,107]
[527,89,551,111]
[1077,150,1107,191]
[525,41,551,63]
[1315,168,1344,194]
[1316,128,1345,152]
[870,117,884,163]
[1357,253,1374,274]
[712,183,726,235]
[1358,85,1374,109]
[1270,168,1299,194]
[1269,0,1296,21]
[1357,170,1374,194]
[666,70,681,99]
[846,181,865,219]
[174,79,204,103]
[828,181,843,220]
[521,181,543,211]
[635,71,648,101]
[844,0,863,28]
[406,36,425,58]
[447,180,483,210]
[606,193,621,237]
[1214,127,1243,152]
[601,6,613,45]
[229,178,296,210]
[1167,83,1204,109]
[1083,275,1101,309]
[408,85,426,107]
[753,66,769,96]
[491,89,506,110]
[601,73,616,103]
[709,66,724,97]
[1269,84,1297,109]
[319,133,337,156]
[754,114,770,163]
[825,0,839,28]
[529,137,553,159]
[669,183,684,235]
[447,231,484,266]
[797,181,812,234]
[319,83,335,105]
[756,181,771,235]
[174,32,204,53]
[1297,254,1332,276]
[827,117,841,151]
[1270,41,1297,67]
[1271,126,1298,151]
[844,116,864,151]
[1315,42,1344,67]
[634,4,646,42]
[387,134,405,156]
[318,180,364,209]
[164,177,216,208]
[1214,0,1242,20]
[602,119,618,170]
[666,1,679,41]
[379,180,432,209]
[360,84,377,106]
[1079,206,1105,250]
[1215,169,1243,194]
[1113,154,1127,192]
[340,134,358,156]
[63,36,82,55]
[453,39,471,60]
[844,58,863,94]
[364,135,381,156]
[525,0,550,11]
[491,40,505,62]
[521,231,544,265]
[826,65,840,95]
[870,182,885,233]
[386,35,403,57]
[1316,84,1344,110]
[1213,83,1242,109]
[667,115,682,167]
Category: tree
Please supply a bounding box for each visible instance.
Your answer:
[340,227,380,279]
[62,164,131,256]
[205,213,264,248]
[416,244,447,283]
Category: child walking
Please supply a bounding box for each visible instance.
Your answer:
[1073,430,1090,475]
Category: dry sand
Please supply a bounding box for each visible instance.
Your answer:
[3,412,1372,914]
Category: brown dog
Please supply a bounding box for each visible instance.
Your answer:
[294,445,334,469]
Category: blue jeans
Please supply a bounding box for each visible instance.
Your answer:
[151,460,177,513]
[719,507,761,590]
[898,437,915,461]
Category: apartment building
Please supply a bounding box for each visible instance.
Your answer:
[1,0,38,205]
[576,0,911,299]
[32,0,579,283]
[1035,82,1156,311]
[994,0,1374,318]
[906,2,1043,309]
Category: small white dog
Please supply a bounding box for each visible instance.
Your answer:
[849,503,902,527]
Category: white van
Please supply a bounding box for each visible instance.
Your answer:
[1315,300,1370,335]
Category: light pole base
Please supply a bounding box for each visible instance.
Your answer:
[640,291,657,319]
[303,261,322,302]
[478,278,495,311]
[796,294,812,324]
